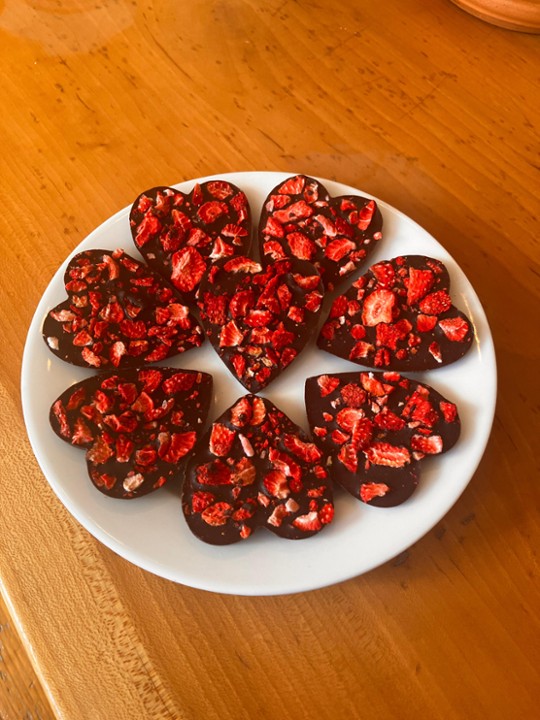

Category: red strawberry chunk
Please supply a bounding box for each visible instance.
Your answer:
[171,247,206,293]
[209,423,236,456]
[219,320,245,348]
[362,288,396,326]
[407,267,435,306]
[325,238,356,262]
[411,434,443,454]
[419,290,452,315]
[287,232,316,260]
[292,511,322,533]
[365,442,411,468]
[360,482,390,503]
[317,374,340,397]
[438,317,470,342]
[338,444,358,473]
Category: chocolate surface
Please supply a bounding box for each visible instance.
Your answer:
[42,248,203,369]
[130,182,251,303]
[182,394,334,544]
[50,367,212,499]
[305,371,461,507]
[197,256,324,392]
[317,255,473,370]
[258,174,383,291]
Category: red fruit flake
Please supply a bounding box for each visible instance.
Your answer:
[365,442,411,468]
[319,503,334,524]
[209,423,236,456]
[411,434,443,454]
[170,247,206,293]
[192,491,215,513]
[287,232,316,260]
[438,317,470,342]
[317,374,340,397]
[407,267,435,306]
[440,401,458,423]
[264,470,289,498]
[219,320,245,348]
[292,511,322,533]
[419,290,452,315]
[360,483,390,503]
[201,502,233,526]
[362,288,396,326]
[338,443,358,473]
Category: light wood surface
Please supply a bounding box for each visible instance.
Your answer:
[1,1,539,718]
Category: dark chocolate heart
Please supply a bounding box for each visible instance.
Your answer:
[305,371,461,506]
[182,394,334,544]
[50,367,212,498]
[43,248,203,369]
[197,256,324,392]
[258,174,382,291]
[130,181,252,302]
[317,255,473,370]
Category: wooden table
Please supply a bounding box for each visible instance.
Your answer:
[1,1,538,718]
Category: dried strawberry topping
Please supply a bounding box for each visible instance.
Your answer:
[183,395,333,544]
[198,256,324,393]
[259,175,382,291]
[43,249,203,370]
[305,371,461,507]
[317,255,473,371]
[130,182,252,302]
[50,367,212,499]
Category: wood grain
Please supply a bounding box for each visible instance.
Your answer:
[0,1,539,718]
[0,592,55,720]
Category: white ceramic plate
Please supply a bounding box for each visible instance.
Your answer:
[21,171,496,596]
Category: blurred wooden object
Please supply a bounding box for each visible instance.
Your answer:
[0,0,538,718]
[450,0,540,31]
[0,593,55,719]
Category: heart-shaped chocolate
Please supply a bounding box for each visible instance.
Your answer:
[317,255,473,370]
[43,249,203,369]
[182,394,334,544]
[130,181,252,302]
[305,371,461,506]
[258,174,383,291]
[197,256,324,392]
[50,367,213,498]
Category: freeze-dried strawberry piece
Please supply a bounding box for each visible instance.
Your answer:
[130,182,251,302]
[43,249,203,369]
[318,256,473,370]
[183,395,333,544]
[197,256,324,392]
[259,175,383,291]
[209,423,236,456]
[50,367,212,499]
[305,371,460,507]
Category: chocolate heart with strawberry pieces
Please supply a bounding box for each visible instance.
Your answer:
[197,255,324,392]
[258,174,383,291]
[305,371,461,507]
[182,394,334,544]
[129,181,251,302]
[317,255,473,370]
[50,367,213,499]
[42,249,203,369]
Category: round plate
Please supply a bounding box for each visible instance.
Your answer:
[21,172,496,596]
